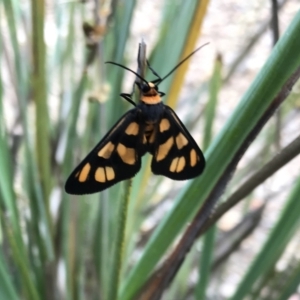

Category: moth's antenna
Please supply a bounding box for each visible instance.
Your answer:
[105,61,149,86]
[156,42,209,85]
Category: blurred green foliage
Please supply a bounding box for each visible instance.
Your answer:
[1,1,300,299]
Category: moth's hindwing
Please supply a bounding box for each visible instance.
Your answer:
[151,105,205,180]
[65,109,145,195]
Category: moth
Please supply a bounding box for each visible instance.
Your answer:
[65,45,206,194]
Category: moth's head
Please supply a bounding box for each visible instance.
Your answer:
[138,81,159,96]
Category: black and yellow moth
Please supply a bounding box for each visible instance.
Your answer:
[65,46,206,194]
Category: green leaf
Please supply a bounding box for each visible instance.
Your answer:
[0,251,18,300]
[230,175,300,300]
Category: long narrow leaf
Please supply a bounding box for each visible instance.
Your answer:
[230,174,300,300]
[0,251,18,300]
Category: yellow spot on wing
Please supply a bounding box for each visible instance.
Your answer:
[176,156,186,172]
[98,142,115,159]
[169,156,186,173]
[159,118,171,132]
[79,163,91,182]
[95,167,106,182]
[170,157,178,172]
[105,167,115,181]
[125,122,139,135]
[157,137,173,161]
[176,133,188,149]
[190,149,198,167]
[117,143,136,165]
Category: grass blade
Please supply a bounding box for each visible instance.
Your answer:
[229,175,300,300]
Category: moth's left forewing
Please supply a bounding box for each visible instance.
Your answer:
[151,106,205,180]
[65,110,146,194]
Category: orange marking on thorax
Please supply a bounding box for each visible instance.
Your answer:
[141,94,161,105]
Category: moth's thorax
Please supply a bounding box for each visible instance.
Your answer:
[137,98,164,145]
[137,101,164,123]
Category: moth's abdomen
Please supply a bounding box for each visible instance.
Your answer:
[144,121,156,145]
